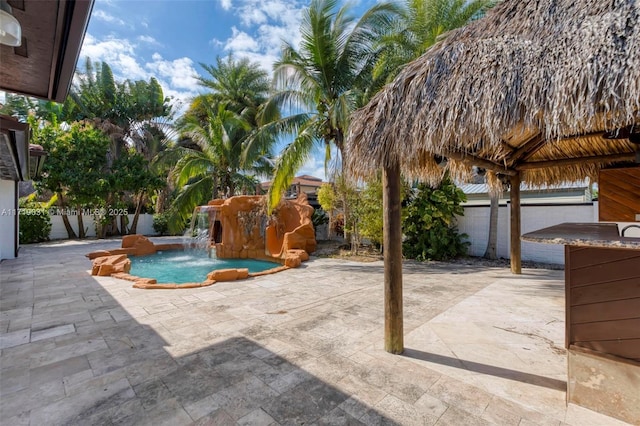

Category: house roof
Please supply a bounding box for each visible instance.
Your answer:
[347,0,639,190]
[261,175,325,190]
[0,0,94,102]
[0,115,29,180]
[0,1,93,181]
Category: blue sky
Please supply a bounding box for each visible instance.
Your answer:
[81,0,376,179]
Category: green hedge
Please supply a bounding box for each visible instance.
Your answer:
[19,204,51,243]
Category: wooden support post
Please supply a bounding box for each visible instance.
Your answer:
[383,163,404,354]
[510,173,522,274]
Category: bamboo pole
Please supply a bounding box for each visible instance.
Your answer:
[510,173,522,274]
[383,163,404,354]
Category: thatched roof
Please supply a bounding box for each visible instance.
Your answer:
[347,0,640,187]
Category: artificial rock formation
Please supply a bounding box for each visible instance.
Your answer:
[87,235,183,260]
[91,254,131,276]
[205,194,316,267]
[87,195,317,289]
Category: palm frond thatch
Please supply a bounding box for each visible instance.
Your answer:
[347,0,640,187]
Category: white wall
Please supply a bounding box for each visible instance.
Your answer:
[49,213,157,240]
[0,180,17,260]
[456,203,596,265]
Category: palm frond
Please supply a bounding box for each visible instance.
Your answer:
[173,151,215,187]
[267,122,319,211]
[168,176,214,233]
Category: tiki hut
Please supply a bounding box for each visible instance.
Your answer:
[347,0,639,353]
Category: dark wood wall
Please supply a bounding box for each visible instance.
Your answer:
[565,246,640,361]
[598,167,640,222]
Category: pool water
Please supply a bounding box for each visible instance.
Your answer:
[129,250,280,284]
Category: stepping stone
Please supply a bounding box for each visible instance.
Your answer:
[31,324,76,342]
[0,328,30,349]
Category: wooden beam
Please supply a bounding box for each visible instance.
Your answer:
[510,173,522,274]
[508,133,546,165]
[383,162,403,354]
[516,152,636,170]
[444,151,517,176]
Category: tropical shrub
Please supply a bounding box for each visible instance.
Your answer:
[403,177,469,261]
[152,212,170,236]
[352,177,384,248]
[311,209,329,236]
[18,198,51,243]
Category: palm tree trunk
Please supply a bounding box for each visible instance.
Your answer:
[120,213,128,235]
[227,174,235,197]
[77,209,86,239]
[484,192,499,259]
[129,192,144,234]
[212,174,219,200]
[57,193,77,239]
[155,183,170,213]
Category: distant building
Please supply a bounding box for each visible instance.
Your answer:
[459,181,592,206]
[260,175,325,208]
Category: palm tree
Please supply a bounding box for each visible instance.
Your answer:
[258,0,400,210]
[197,55,270,126]
[166,56,275,230]
[64,59,174,236]
[168,103,272,229]
[371,0,495,93]
[127,118,178,232]
[65,59,172,160]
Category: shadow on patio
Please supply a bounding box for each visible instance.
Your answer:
[1,240,625,425]
[402,349,566,392]
[0,247,393,425]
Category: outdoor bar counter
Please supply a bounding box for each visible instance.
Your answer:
[522,223,640,424]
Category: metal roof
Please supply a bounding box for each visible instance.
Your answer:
[459,181,589,195]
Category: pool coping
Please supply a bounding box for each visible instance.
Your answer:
[86,238,292,289]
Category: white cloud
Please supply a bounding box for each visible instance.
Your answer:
[299,156,327,181]
[209,38,224,48]
[138,35,161,46]
[239,8,267,26]
[220,0,232,10]
[146,54,200,92]
[213,0,305,73]
[80,34,146,79]
[80,33,201,117]
[117,55,148,80]
[226,27,260,52]
[92,9,126,26]
[80,33,135,63]
[145,54,201,116]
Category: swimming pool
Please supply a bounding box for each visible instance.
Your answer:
[129,250,281,284]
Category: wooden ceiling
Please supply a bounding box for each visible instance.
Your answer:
[0,0,93,102]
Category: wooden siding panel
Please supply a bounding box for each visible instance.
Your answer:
[571,298,640,324]
[598,167,640,222]
[571,278,640,306]
[567,246,640,270]
[569,257,640,287]
[567,245,640,361]
[572,318,640,342]
[572,341,640,361]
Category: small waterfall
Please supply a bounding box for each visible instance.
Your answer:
[184,206,215,255]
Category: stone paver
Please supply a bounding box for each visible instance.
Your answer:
[0,238,632,425]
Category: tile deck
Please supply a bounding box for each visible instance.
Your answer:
[0,238,630,425]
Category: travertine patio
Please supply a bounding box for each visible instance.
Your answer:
[0,238,629,425]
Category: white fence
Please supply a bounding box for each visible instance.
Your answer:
[456,203,598,265]
[46,203,638,265]
[458,201,640,265]
[49,213,157,239]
